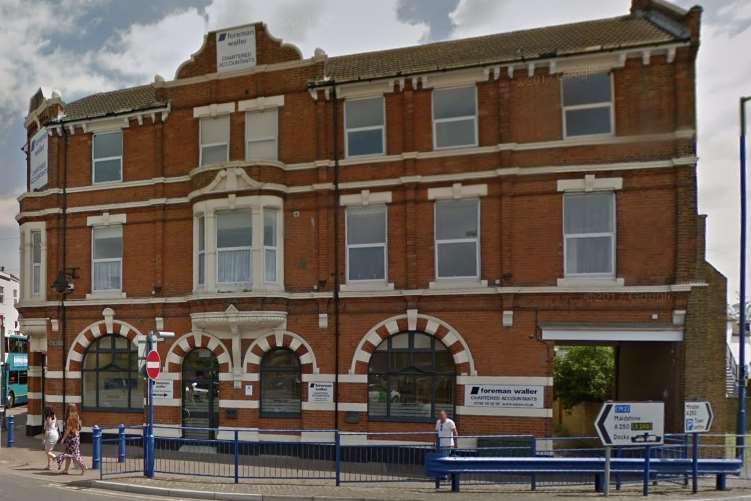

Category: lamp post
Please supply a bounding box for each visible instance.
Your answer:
[739,96,751,459]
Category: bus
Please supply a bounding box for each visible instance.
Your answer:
[2,334,28,408]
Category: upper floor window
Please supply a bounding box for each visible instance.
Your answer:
[0,286,4,304]
[216,210,252,285]
[200,116,230,166]
[345,97,385,157]
[92,225,123,292]
[197,216,205,286]
[563,192,615,276]
[260,349,301,417]
[263,208,279,283]
[435,199,480,279]
[30,230,42,297]
[93,132,123,183]
[561,73,613,138]
[246,110,278,161]
[433,86,477,149]
[346,205,387,282]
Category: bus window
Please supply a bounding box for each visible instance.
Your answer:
[19,372,27,385]
[9,371,18,384]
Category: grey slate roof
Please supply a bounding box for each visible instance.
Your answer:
[56,84,165,123]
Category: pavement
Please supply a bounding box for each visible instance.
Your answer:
[5,407,751,500]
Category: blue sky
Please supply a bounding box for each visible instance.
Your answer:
[1,0,750,301]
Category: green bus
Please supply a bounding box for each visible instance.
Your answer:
[2,334,28,408]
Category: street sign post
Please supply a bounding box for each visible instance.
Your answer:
[595,401,665,447]
[684,401,713,433]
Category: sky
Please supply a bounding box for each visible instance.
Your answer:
[0,0,749,303]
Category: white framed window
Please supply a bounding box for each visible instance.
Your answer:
[197,215,205,286]
[93,131,123,183]
[0,286,4,304]
[346,205,387,282]
[434,199,480,279]
[561,73,614,138]
[432,86,477,149]
[92,225,123,292]
[246,109,278,161]
[31,230,42,296]
[216,210,252,285]
[200,116,230,166]
[345,97,385,157]
[264,208,279,283]
[563,192,615,277]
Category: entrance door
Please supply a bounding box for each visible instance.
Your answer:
[181,348,219,440]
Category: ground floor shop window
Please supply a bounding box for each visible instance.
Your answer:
[82,335,143,410]
[368,332,455,421]
[260,348,301,417]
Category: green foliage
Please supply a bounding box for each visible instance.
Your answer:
[554,346,614,409]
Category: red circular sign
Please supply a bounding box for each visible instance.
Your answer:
[145,350,161,380]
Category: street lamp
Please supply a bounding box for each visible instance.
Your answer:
[739,95,751,458]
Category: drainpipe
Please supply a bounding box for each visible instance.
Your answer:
[60,126,69,417]
[331,84,341,430]
[739,96,750,457]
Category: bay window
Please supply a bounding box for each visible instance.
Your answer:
[92,225,123,292]
[563,192,615,276]
[561,73,613,137]
[93,131,123,183]
[31,230,41,296]
[433,86,477,149]
[434,199,480,279]
[346,205,387,282]
[200,116,230,166]
[345,97,385,157]
[216,210,252,285]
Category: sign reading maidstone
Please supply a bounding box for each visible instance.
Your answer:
[684,401,714,433]
[216,26,257,73]
[29,127,48,190]
[595,401,664,446]
[464,384,544,409]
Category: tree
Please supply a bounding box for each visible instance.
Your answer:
[554,346,614,409]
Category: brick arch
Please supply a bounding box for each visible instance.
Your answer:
[66,319,143,372]
[243,331,318,375]
[349,313,476,376]
[164,332,232,375]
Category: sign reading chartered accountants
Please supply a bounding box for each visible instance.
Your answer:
[464,384,544,409]
[29,127,48,190]
[216,25,257,73]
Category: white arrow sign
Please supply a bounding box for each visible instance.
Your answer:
[684,401,714,433]
[595,401,664,446]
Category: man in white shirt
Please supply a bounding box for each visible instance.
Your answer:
[435,409,457,450]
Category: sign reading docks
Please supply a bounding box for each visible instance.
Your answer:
[595,401,664,446]
[216,26,257,73]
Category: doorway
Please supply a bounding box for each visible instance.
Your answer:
[181,348,219,440]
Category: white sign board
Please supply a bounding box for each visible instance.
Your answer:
[684,401,714,433]
[29,127,48,190]
[216,26,256,73]
[595,401,664,446]
[152,380,173,402]
[308,382,334,403]
[464,384,544,408]
[245,384,253,397]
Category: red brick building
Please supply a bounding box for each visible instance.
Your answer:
[18,0,731,440]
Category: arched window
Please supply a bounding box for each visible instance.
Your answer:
[82,335,143,410]
[260,348,301,417]
[368,332,455,421]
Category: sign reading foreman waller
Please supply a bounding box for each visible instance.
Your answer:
[216,26,256,73]
[464,384,544,408]
[29,127,48,190]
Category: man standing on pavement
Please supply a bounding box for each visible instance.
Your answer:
[436,409,457,451]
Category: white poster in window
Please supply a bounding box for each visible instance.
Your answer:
[29,127,48,191]
[308,382,334,403]
[464,384,544,409]
[216,26,256,73]
[153,380,173,402]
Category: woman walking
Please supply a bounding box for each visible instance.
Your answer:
[42,407,59,469]
[54,404,86,475]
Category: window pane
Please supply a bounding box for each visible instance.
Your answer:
[94,158,122,183]
[264,209,277,246]
[246,110,277,139]
[247,140,277,161]
[198,254,205,285]
[434,87,476,119]
[217,211,252,248]
[198,217,205,252]
[435,349,454,372]
[83,372,97,406]
[94,261,121,290]
[347,206,386,245]
[564,193,614,234]
[390,375,432,419]
[346,98,384,129]
[99,371,131,408]
[31,231,41,262]
[201,144,228,165]
[130,375,145,409]
[94,226,122,259]
[435,375,454,412]
[94,132,122,159]
[437,242,477,277]
[217,249,251,283]
[265,249,276,282]
[32,265,41,296]
[261,372,300,415]
[562,73,611,106]
[390,333,409,349]
[413,333,432,349]
[435,118,476,148]
[368,374,389,417]
[347,129,383,156]
[262,349,298,368]
[348,247,385,281]
[201,116,229,145]
[369,351,388,373]
[566,236,613,274]
[565,107,612,136]
[436,199,478,240]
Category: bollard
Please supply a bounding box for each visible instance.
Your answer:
[6,415,14,448]
[92,425,102,470]
[118,424,126,464]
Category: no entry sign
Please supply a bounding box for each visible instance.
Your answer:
[146,350,161,380]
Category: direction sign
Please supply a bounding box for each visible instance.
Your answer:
[684,401,713,433]
[595,401,664,446]
[145,350,161,380]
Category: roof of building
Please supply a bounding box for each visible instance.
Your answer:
[324,14,686,82]
[55,84,166,123]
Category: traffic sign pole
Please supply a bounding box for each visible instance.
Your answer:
[603,446,611,497]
